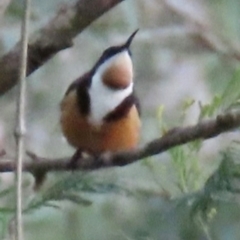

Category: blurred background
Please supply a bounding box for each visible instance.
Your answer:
[1,0,240,239]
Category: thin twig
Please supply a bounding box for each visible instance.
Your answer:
[14,0,30,239]
[0,110,238,174]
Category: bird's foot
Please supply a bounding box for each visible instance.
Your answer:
[67,149,83,170]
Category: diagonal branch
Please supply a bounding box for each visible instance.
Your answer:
[1,110,240,173]
[0,0,123,95]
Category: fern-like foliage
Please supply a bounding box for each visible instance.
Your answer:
[25,172,131,213]
[176,146,240,225]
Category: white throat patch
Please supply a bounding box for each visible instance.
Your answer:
[88,78,133,126]
[88,52,133,126]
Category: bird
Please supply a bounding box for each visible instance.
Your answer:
[60,30,141,168]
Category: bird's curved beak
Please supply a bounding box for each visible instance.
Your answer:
[124,29,139,49]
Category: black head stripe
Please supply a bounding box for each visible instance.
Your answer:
[93,45,130,73]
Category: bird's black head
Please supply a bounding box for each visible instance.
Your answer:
[92,29,139,72]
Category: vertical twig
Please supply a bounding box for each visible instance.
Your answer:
[15,0,31,239]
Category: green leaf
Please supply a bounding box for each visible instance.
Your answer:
[188,149,240,221]
[24,172,132,213]
[59,193,92,206]
[221,67,240,111]
[199,95,222,120]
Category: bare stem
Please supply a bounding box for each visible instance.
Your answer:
[15,0,31,239]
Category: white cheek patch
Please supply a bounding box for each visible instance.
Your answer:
[88,74,133,126]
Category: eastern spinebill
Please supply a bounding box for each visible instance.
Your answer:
[60,30,141,167]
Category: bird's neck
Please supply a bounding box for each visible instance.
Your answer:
[87,75,133,126]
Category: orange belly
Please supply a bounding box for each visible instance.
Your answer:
[60,90,141,154]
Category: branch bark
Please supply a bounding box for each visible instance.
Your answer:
[0,0,123,95]
[1,110,240,173]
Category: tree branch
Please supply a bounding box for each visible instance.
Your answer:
[0,0,123,95]
[1,110,240,173]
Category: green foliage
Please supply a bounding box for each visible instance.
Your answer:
[0,184,15,238]
[199,67,240,120]
[169,144,202,193]
[154,66,240,195]
[190,148,240,221]
[157,100,205,193]
[199,95,222,120]
[220,67,240,111]
[25,172,131,213]
[168,147,240,240]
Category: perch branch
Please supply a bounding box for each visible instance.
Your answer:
[1,110,240,173]
[0,0,123,95]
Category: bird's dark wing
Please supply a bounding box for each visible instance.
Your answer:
[64,72,91,95]
[133,90,141,116]
[62,71,92,115]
